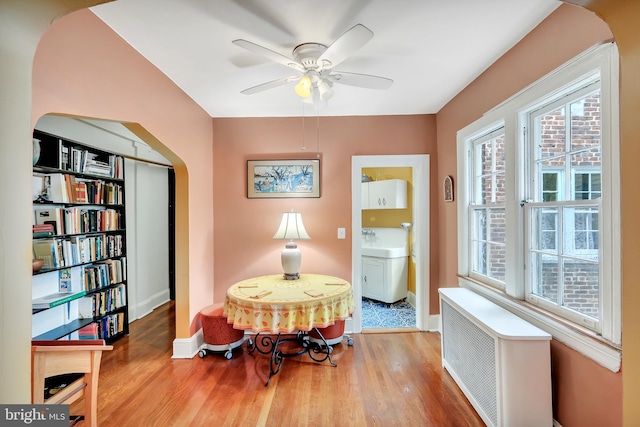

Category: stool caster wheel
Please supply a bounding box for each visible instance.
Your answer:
[198,349,207,358]
[224,350,233,360]
[347,337,354,346]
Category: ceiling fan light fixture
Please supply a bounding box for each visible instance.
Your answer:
[317,79,334,101]
[234,24,393,102]
[294,75,312,98]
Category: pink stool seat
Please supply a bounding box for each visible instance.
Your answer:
[199,303,244,359]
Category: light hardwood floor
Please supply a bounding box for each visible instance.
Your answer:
[77,301,484,426]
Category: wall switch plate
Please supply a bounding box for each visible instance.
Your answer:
[337,228,346,239]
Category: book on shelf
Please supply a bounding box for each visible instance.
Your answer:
[75,181,88,203]
[32,289,86,309]
[33,223,55,238]
[78,323,99,340]
[70,146,86,173]
[84,160,113,178]
[78,297,96,319]
[84,261,118,291]
[112,155,124,179]
[34,207,65,235]
[64,174,77,203]
[99,312,125,339]
[58,268,72,292]
[59,142,69,170]
[33,231,54,238]
[82,152,99,173]
[32,173,47,202]
[47,173,70,203]
[32,238,58,269]
[33,223,54,233]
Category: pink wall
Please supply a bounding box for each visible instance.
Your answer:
[435,4,620,426]
[211,115,437,302]
[31,9,215,336]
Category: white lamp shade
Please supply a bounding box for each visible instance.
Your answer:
[294,75,312,98]
[273,212,310,240]
[317,79,334,101]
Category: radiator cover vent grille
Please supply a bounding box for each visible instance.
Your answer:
[442,300,498,427]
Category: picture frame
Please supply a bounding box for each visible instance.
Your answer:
[247,159,320,198]
[443,175,454,202]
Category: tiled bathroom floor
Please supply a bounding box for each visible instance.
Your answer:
[361,297,416,329]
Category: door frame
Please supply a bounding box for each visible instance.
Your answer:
[350,154,430,333]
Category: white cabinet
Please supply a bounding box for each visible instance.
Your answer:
[362,255,408,303]
[361,179,407,210]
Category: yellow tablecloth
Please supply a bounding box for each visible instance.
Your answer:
[223,273,354,333]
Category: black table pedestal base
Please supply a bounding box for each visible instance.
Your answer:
[247,329,338,386]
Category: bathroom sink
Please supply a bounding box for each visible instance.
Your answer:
[362,246,407,258]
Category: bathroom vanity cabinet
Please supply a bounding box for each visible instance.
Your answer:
[362,255,408,304]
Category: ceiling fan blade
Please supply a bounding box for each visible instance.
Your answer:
[329,71,393,90]
[240,76,300,95]
[318,24,374,69]
[232,39,304,72]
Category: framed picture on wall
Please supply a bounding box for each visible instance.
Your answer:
[443,175,454,202]
[247,159,320,198]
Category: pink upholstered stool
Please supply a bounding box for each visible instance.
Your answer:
[308,319,354,347]
[198,303,244,359]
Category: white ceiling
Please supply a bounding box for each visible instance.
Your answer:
[90,0,560,118]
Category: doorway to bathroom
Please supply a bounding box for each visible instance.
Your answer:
[350,155,430,334]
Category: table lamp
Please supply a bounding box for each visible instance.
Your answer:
[273,211,310,280]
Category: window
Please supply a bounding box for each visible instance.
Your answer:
[469,128,507,287]
[525,84,602,325]
[457,43,620,370]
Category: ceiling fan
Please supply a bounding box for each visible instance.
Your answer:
[232,24,393,104]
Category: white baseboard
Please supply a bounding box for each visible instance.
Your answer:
[406,291,416,308]
[427,314,440,332]
[172,328,204,359]
[407,291,442,332]
[345,317,354,335]
[134,290,170,321]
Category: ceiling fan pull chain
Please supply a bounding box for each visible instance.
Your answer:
[316,114,320,154]
[301,104,306,151]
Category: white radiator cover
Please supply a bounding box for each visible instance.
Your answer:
[439,288,552,427]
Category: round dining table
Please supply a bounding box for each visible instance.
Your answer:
[223,273,355,385]
[223,273,354,334]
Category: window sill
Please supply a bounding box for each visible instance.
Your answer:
[457,276,621,373]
